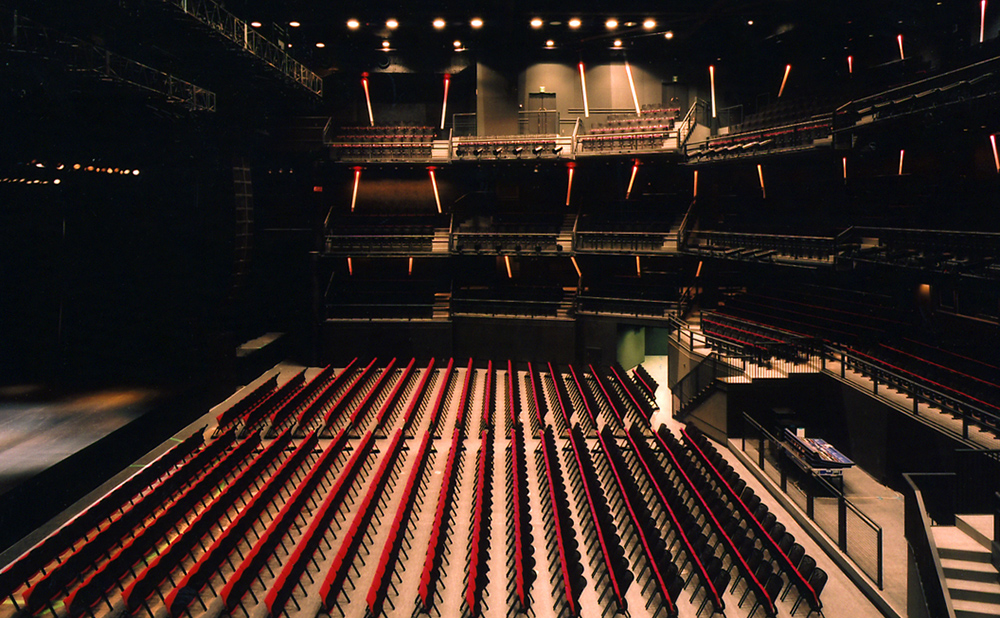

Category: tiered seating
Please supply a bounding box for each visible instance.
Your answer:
[164,431,324,616]
[643,426,776,617]
[526,362,548,434]
[597,426,680,618]
[21,431,236,615]
[481,360,496,430]
[426,358,457,435]
[580,110,678,153]
[320,429,408,613]
[295,359,359,431]
[239,370,307,437]
[325,214,438,254]
[398,358,438,434]
[268,365,333,436]
[504,423,533,615]
[610,363,658,426]
[320,358,380,430]
[0,430,204,610]
[220,428,367,614]
[681,426,826,616]
[417,428,463,612]
[452,212,563,254]
[120,428,295,613]
[214,376,277,432]
[330,125,434,161]
[535,428,585,618]
[567,364,603,429]
[466,429,493,617]
[556,363,596,434]
[547,362,575,434]
[633,363,660,400]
[371,357,418,431]
[504,360,522,432]
[366,431,434,617]
[348,358,400,429]
[588,363,649,430]
[60,432,263,616]
[701,312,789,360]
[564,426,632,617]
[454,358,476,435]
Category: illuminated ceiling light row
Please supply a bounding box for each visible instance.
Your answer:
[339,16,660,31]
[346,17,483,29]
[1,178,61,184]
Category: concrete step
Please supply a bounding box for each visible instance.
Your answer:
[934,526,994,563]
[947,578,1000,604]
[942,558,1000,583]
[953,597,1000,618]
[957,515,995,552]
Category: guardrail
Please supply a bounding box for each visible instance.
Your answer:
[742,414,884,589]
[902,473,958,618]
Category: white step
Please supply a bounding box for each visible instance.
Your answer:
[934,526,994,564]
[947,578,1000,604]
[953,597,1000,618]
[941,558,1000,583]
[957,515,995,551]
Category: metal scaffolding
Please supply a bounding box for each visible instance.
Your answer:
[159,0,323,97]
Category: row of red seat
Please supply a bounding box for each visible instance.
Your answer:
[481,360,496,430]
[371,358,418,430]
[465,429,493,617]
[120,427,297,613]
[21,430,236,614]
[214,376,277,430]
[320,428,408,611]
[0,429,204,609]
[504,360,522,432]
[61,432,264,616]
[240,371,307,437]
[586,364,632,429]
[322,357,380,428]
[366,431,434,616]
[526,362,549,434]
[633,363,660,400]
[426,358,457,434]
[547,362,575,432]
[454,358,476,435]
[567,364,602,429]
[564,425,631,616]
[504,423,533,615]
[295,359,359,429]
[348,357,400,428]
[417,428,463,611]
[535,428,584,618]
[682,427,824,615]
[219,427,367,613]
[397,358,438,434]
[268,365,335,435]
[596,426,679,618]
[164,430,325,616]
[611,362,658,426]
[647,426,777,617]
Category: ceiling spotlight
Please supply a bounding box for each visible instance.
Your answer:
[315,42,325,48]
[53,178,61,185]
[250,21,262,28]
[664,31,674,39]
[433,18,446,29]
[530,18,544,28]
[613,39,622,47]
[133,170,140,175]
[606,19,619,29]
[347,19,360,29]
[747,20,754,25]
[386,19,399,29]
[546,39,555,48]
[73,163,81,170]
[289,21,300,27]
[454,40,462,48]
[568,18,582,28]
[643,19,656,29]
[382,40,391,48]
[470,18,483,28]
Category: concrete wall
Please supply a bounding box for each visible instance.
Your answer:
[616,325,645,370]
[477,63,519,136]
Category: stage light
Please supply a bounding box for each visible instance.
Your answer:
[494,147,503,157]
[73,164,81,170]
[347,19,360,29]
[86,166,94,171]
[531,18,543,28]
[643,19,656,29]
[568,18,582,28]
[579,62,590,117]
[613,39,622,47]
[107,168,114,174]
[664,31,674,39]
[545,40,555,48]
[513,146,524,156]
[56,164,64,170]
[251,21,262,28]
[35,162,44,168]
[289,21,300,27]
[747,20,754,25]
[386,19,398,29]
[552,146,563,155]
[433,18,446,29]
[132,170,139,175]
[470,18,483,28]
[454,40,462,48]
[474,147,485,157]
[625,61,640,114]
[606,19,619,30]
[316,42,326,48]
[778,64,791,98]
[53,179,61,185]
[571,256,582,278]
[533,145,544,156]
[382,40,390,48]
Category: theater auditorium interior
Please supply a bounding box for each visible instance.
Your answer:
[2,1,1000,618]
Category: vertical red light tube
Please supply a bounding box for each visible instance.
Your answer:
[440,74,451,130]
[361,73,374,126]
[566,163,575,206]
[351,167,362,212]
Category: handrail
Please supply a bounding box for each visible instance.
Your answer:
[677,98,704,147]
[839,55,1000,110]
[677,199,697,248]
[571,117,582,155]
[902,474,958,618]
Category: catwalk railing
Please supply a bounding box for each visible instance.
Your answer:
[740,414,884,589]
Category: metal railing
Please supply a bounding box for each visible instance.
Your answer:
[686,230,840,262]
[902,474,958,618]
[677,99,707,147]
[742,414,884,589]
[160,0,322,95]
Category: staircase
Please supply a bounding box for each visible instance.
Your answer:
[932,516,1000,618]
[557,213,576,252]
